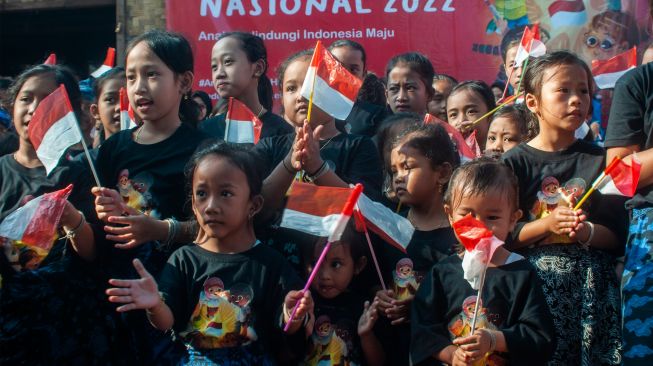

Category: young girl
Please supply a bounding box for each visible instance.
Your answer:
[428,74,457,121]
[447,80,496,152]
[385,52,435,116]
[303,226,384,366]
[411,159,555,365]
[199,32,292,140]
[107,142,311,365]
[90,67,125,148]
[502,51,624,365]
[484,104,531,159]
[376,123,460,365]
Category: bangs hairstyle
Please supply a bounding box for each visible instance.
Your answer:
[490,104,530,138]
[385,52,435,98]
[375,112,423,172]
[276,49,313,92]
[126,30,198,123]
[328,39,367,68]
[392,123,460,170]
[312,221,368,263]
[92,67,125,99]
[523,51,594,100]
[449,80,496,113]
[444,158,519,211]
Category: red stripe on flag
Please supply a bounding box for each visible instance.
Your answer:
[120,87,129,112]
[43,53,57,65]
[311,41,362,102]
[21,184,73,249]
[592,47,637,76]
[424,114,478,161]
[28,85,74,151]
[103,47,116,67]
[548,0,585,16]
[226,97,263,144]
[285,182,353,217]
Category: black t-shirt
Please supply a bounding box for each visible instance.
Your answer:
[198,111,293,140]
[0,132,19,157]
[338,100,390,137]
[410,255,555,366]
[305,292,366,365]
[604,63,653,209]
[157,242,302,358]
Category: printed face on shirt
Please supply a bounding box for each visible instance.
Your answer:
[94,78,123,136]
[211,36,261,100]
[311,243,357,299]
[447,89,491,149]
[503,45,522,91]
[580,24,630,62]
[390,144,444,207]
[12,74,59,144]
[427,79,454,121]
[485,116,524,155]
[330,46,365,80]
[126,41,187,126]
[386,65,429,115]
[281,57,331,128]
[526,64,590,134]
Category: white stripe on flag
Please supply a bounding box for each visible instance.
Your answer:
[551,11,587,28]
[226,119,255,144]
[280,209,341,238]
[302,66,355,120]
[597,177,623,196]
[357,194,414,250]
[594,69,632,89]
[0,195,41,241]
[91,65,112,78]
[36,111,81,174]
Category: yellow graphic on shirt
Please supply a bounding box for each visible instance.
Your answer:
[184,278,257,349]
[449,296,504,366]
[305,315,355,366]
[116,169,159,218]
[392,258,419,301]
[530,177,587,245]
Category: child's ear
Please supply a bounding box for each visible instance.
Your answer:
[436,163,453,186]
[444,203,454,226]
[249,194,264,217]
[355,256,368,275]
[89,103,100,121]
[179,71,194,94]
[253,59,266,78]
[509,208,523,230]
[525,93,538,115]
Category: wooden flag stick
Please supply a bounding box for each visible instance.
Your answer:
[470,94,519,126]
[470,266,488,332]
[354,208,387,291]
[574,156,621,211]
[224,97,233,141]
[501,65,516,100]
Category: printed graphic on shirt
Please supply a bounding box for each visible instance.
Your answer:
[184,277,257,349]
[392,258,420,301]
[305,315,358,366]
[530,176,587,245]
[448,296,504,366]
[116,169,158,218]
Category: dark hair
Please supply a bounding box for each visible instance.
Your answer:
[376,112,423,170]
[385,52,435,98]
[192,90,213,119]
[357,72,386,107]
[500,27,524,62]
[490,104,530,138]
[92,67,125,100]
[0,77,13,90]
[277,49,314,92]
[444,158,519,210]
[449,80,496,113]
[218,32,273,110]
[523,51,593,100]
[490,81,505,91]
[126,30,198,123]
[393,123,460,170]
[313,222,368,263]
[328,39,367,68]
[434,73,458,85]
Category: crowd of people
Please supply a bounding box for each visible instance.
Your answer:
[0,6,653,366]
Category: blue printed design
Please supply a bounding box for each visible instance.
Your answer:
[624,344,653,359]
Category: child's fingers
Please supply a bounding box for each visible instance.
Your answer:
[453,335,476,345]
[132,259,151,279]
[108,278,132,287]
[390,316,408,325]
[116,303,138,312]
[108,295,133,304]
[107,233,132,243]
[105,287,131,296]
[104,224,132,235]
[114,240,140,249]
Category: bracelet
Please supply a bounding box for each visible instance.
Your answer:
[578,221,595,249]
[304,161,329,183]
[64,211,86,239]
[487,329,497,353]
[282,158,296,175]
[283,303,308,325]
[163,218,179,248]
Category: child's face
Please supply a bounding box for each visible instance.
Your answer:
[211,37,261,100]
[386,65,429,115]
[447,89,490,149]
[485,116,523,155]
[427,79,454,121]
[281,58,331,128]
[446,187,521,242]
[92,78,123,136]
[525,64,590,135]
[191,155,259,243]
[330,46,365,80]
[503,45,522,91]
[491,87,503,103]
[311,243,359,299]
[12,74,59,144]
[193,96,208,120]
[126,42,188,126]
[390,144,447,207]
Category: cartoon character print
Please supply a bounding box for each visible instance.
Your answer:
[530,176,587,245]
[448,296,504,366]
[116,169,158,217]
[305,315,349,366]
[185,277,257,349]
[392,258,420,301]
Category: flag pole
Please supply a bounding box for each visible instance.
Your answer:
[76,121,102,187]
[470,266,488,332]
[574,156,622,210]
[515,40,532,98]
[470,93,519,125]
[354,208,387,291]
[501,65,516,100]
[224,97,233,141]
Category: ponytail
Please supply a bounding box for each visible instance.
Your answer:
[179,91,200,127]
[258,74,273,111]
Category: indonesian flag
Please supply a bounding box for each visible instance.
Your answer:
[300,41,362,120]
[43,53,57,65]
[280,182,414,252]
[548,0,587,28]
[424,114,478,162]
[465,130,482,158]
[452,214,504,290]
[28,85,82,174]
[596,155,641,197]
[119,87,137,130]
[592,47,637,90]
[0,184,73,251]
[224,97,263,144]
[514,24,547,67]
[91,47,116,78]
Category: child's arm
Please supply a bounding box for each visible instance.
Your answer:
[106,258,174,331]
[61,200,96,261]
[511,206,584,249]
[358,299,385,366]
[283,290,313,335]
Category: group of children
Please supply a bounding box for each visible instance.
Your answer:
[0,26,639,366]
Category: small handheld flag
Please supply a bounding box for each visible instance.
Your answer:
[513,24,546,67]
[574,156,641,210]
[43,53,57,65]
[91,47,116,78]
[119,87,137,130]
[424,114,478,162]
[224,97,263,144]
[592,47,637,90]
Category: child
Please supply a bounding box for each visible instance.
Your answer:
[107,142,311,365]
[411,159,555,366]
[385,52,435,116]
[192,90,212,121]
[90,67,125,147]
[500,28,524,96]
[303,226,384,366]
[447,80,496,151]
[484,104,530,159]
[428,74,457,121]
[376,123,459,365]
[502,51,624,365]
[199,32,292,140]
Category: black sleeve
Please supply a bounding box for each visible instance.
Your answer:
[158,252,187,331]
[343,137,383,200]
[254,136,281,179]
[604,68,646,148]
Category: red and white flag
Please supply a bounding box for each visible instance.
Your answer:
[91,47,116,78]
[280,182,414,252]
[592,47,637,90]
[452,214,504,290]
[548,0,587,28]
[424,114,478,162]
[300,41,362,120]
[596,155,641,197]
[224,97,263,144]
[119,87,137,130]
[0,184,73,251]
[514,24,547,67]
[43,53,57,65]
[28,85,82,174]
[465,130,482,158]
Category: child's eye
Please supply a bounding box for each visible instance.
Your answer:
[285,85,296,93]
[147,71,158,78]
[488,136,496,142]
[223,59,233,65]
[221,190,234,197]
[504,136,515,142]
[195,190,206,199]
[211,64,218,71]
[19,96,31,103]
[388,86,399,93]
[581,88,589,94]
[331,261,342,269]
[559,88,569,93]
[104,97,117,104]
[488,215,501,221]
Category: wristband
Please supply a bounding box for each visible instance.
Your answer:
[304,161,329,183]
[578,221,594,249]
[64,211,86,239]
[488,329,497,353]
[282,157,296,175]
